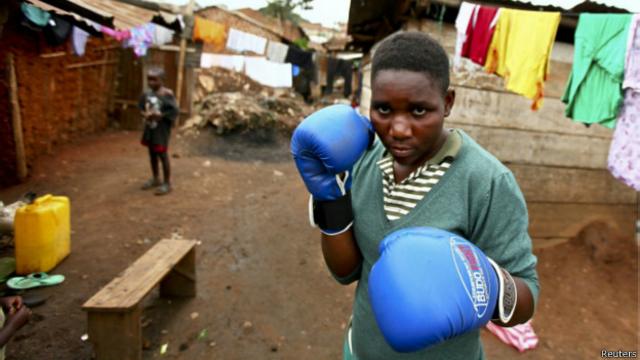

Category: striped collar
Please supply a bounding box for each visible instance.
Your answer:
[377,129,462,184]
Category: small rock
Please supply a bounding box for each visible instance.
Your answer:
[81,274,89,280]
[209,341,216,347]
[203,160,211,167]
[80,334,89,341]
[161,329,169,335]
[190,312,199,320]
[242,321,253,334]
[273,170,284,177]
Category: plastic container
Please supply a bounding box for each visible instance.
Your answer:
[14,195,70,275]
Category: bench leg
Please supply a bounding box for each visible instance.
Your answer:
[160,247,196,297]
[87,306,142,360]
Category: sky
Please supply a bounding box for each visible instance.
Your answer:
[156,0,351,28]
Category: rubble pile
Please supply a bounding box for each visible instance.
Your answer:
[185,67,315,135]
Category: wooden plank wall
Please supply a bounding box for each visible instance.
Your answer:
[358,20,637,247]
[113,47,196,130]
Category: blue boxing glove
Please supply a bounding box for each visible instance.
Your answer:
[368,227,517,352]
[290,104,373,235]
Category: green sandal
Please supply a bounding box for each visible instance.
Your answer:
[7,272,65,290]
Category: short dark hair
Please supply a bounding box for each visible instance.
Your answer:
[147,66,165,79]
[371,31,450,94]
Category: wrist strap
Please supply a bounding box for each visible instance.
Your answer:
[308,193,354,235]
[487,257,517,324]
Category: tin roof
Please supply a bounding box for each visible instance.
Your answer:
[26,0,181,30]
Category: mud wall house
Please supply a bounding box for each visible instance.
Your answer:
[194,6,323,99]
[349,0,638,245]
[0,0,182,187]
[0,0,120,188]
[195,6,284,54]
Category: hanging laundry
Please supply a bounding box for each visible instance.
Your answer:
[484,9,560,110]
[562,14,632,128]
[608,14,640,191]
[193,16,226,51]
[454,2,478,68]
[285,45,313,69]
[461,5,499,65]
[200,53,245,72]
[266,41,289,63]
[101,26,131,41]
[226,28,267,55]
[20,2,50,28]
[72,26,90,56]
[43,14,72,46]
[126,23,155,57]
[244,57,292,88]
[153,25,175,46]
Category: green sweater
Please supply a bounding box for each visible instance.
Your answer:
[339,130,539,360]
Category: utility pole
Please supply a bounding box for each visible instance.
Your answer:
[176,0,195,112]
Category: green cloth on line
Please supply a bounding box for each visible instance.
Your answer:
[20,3,51,27]
[562,14,632,128]
[335,130,539,360]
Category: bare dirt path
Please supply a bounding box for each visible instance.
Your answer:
[0,129,636,359]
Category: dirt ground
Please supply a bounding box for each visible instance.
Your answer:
[0,129,637,360]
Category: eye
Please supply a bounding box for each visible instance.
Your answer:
[412,107,427,116]
[375,105,391,115]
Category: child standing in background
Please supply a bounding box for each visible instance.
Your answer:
[139,67,179,195]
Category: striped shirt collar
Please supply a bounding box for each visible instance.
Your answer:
[377,129,462,183]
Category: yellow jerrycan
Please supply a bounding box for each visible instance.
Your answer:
[14,195,70,275]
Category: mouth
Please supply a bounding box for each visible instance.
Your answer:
[390,145,413,158]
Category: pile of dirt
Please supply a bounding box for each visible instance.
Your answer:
[184,67,316,136]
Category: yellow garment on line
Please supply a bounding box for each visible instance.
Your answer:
[485,9,560,110]
[193,16,227,51]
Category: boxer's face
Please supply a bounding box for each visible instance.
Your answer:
[370,69,455,169]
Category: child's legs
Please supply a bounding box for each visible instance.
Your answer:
[148,148,160,180]
[158,152,170,184]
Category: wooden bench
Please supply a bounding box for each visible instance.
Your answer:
[82,239,197,360]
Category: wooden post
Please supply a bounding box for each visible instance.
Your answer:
[87,307,142,360]
[175,0,195,110]
[7,53,27,180]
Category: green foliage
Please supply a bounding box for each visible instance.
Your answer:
[259,0,313,24]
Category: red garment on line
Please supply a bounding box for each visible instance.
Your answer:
[461,6,499,66]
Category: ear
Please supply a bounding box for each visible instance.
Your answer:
[444,88,455,118]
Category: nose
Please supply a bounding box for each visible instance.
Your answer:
[389,114,411,140]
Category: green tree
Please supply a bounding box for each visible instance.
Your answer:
[259,0,313,24]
